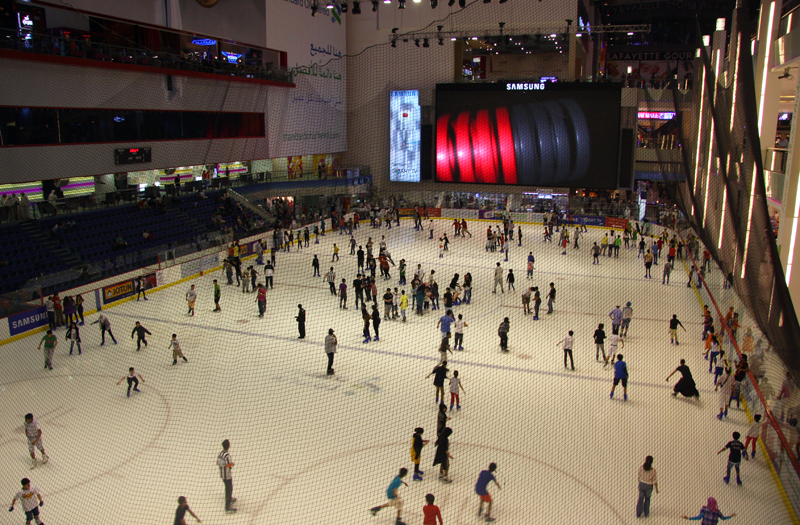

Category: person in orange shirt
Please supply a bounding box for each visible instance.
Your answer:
[422,493,443,525]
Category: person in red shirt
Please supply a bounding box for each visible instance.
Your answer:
[422,493,443,525]
[702,249,712,271]
[52,292,64,327]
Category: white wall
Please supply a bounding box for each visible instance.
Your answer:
[38,0,168,27]
[344,0,577,193]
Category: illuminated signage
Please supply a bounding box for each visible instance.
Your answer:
[19,14,33,27]
[114,147,152,165]
[221,51,242,63]
[779,112,791,121]
[637,111,676,120]
[506,82,546,91]
[540,76,558,83]
[389,90,421,183]
[191,38,217,46]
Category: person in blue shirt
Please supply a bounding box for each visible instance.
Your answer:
[475,463,502,522]
[370,468,408,525]
[681,497,736,524]
[610,354,628,401]
[437,310,455,339]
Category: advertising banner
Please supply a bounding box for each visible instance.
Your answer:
[141,272,157,291]
[478,210,504,220]
[8,306,47,337]
[389,90,421,182]
[103,279,135,305]
[181,252,221,279]
[398,208,417,217]
[287,156,303,179]
[605,217,630,230]
[575,215,606,226]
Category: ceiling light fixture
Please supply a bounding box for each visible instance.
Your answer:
[431,0,438,6]
[398,0,406,7]
[458,0,465,6]
[423,38,430,47]
[352,0,361,13]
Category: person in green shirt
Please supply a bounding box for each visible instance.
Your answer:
[38,330,57,370]
[213,279,221,312]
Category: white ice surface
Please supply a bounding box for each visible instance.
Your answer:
[0,219,791,524]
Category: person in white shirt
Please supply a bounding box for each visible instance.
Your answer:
[169,334,188,365]
[604,333,625,367]
[217,440,237,513]
[453,314,468,351]
[636,456,659,517]
[23,415,48,469]
[9,478,44,524]
[116,367,144,398]
[493,263,505,293]
[744,414,764,459]
[186,285,197,316]
[449,370,466,411]
[556,330,575,370]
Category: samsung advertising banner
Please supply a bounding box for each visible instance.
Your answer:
[389,90,421,182]
[266,0,347,158]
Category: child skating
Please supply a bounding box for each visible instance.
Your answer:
[369,468,408,525]
[422,493,443,525]
[449,370,465,411]
[410,428,429,481]
[186,284,197,316]
[715,363,733,420]
[9,478,44,525]
[23,415,48,469]
[117,367,144,398]
[131,321,151,351]
[744,415,764,459]
[475,463,501,522]
[610,354,628,401]
[169,334,188,365]
[717,432,748,485]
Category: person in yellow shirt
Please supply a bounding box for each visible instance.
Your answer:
[331,244,339,262]
[400,290,408,322]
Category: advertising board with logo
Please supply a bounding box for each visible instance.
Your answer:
[8,306,48,337]
[605,217,630,230]
[103,279,135,305]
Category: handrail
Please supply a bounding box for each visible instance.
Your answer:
[0,28,292,82]
[227,189,272,222]
[677,230,800,479]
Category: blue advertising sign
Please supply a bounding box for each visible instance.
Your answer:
[389,90,421,182]
[8,306,48,336]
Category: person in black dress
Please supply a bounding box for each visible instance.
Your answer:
[433,427,453,483]
[174,496,201,525]
[666,359,700,399]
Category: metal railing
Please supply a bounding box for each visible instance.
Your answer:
[765,147,789,175]
[0,28,292,83]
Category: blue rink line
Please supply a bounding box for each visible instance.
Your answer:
[111,311,715,394]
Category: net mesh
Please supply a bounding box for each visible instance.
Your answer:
[3,0,800,524]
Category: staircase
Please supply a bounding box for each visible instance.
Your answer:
[19,220,82,267]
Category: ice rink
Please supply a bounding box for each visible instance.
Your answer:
[0,218,791,524]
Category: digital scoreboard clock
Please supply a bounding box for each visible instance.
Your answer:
[114,147,152,165]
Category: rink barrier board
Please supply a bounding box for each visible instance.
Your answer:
[1,211,618,346]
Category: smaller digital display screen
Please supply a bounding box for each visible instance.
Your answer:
[389,90,421,182]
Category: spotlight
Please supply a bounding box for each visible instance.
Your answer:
[392,27,399,33]
[341,1,348,12]
[448,0,455,5]
[458,0,465,6]
[326,1,335,7]
[311,2,317,15]
[484,0,491,3]
[423,38,430,47]
[352,0,361,13]
[398,0,405,8]
[391,39,397,47]
[415,39,420,47]
[372,0,378,10]
[499,0,507,2]
[431,0,438,6]
[438,38,444,45]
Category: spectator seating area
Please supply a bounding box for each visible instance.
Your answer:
[0,223,65,294]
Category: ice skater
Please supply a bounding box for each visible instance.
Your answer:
[636,456,659,518]
[23,415,48,469]
[475,463,501,522]
[669,315,686,345]
[136,275,148,301]
[498,317,509,352]
[339,279,348,309]
[621,302,633,336]
[213,279,221,312]
[256,284,266,318]
[433,427,453,483]
[604,331,624,367]
[493,263,504,294]
[361,304,372,343]
[594,323,607,362]
[547,282,556,314]
[169,334,188,365]
[666,359,700,399]
[324,328,337,375]
[449,370,465,410]
[609,305,623,335]
[372,304,381,341]
[422,493,443,525]
[9,478,44,525]
[681,497,736,523]
[65,321,81,355]
[131,321,151,351]
[426,361,449,404]
[717,432,748,485]
[174,496,202,525]
[326,267,337,295]
[610,354,628,401]
[714,363,733,419]
[117,367,144,397]
[37,330,56,370]
[556,330,575,370]
[186,284,197,316]
[91,314,117,345]
[312,255,321,277]
[410,428,429,481]
[744,415,764,459]
[369,468,408,525]
[296,304,306,339]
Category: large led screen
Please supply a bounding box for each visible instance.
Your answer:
[389,90,421,182]
[435,82,622,188]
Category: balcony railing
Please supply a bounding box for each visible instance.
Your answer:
[0,28,292,84]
